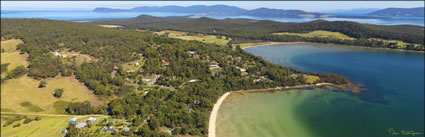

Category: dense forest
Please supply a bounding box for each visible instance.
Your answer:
[93,15,425,51]
[2,19,349,136]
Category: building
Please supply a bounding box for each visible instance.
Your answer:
[103,126,115,132]
[86,117,97,122]
[61,129,68,133]
[123,127,131,132]
[75,122,87,128]
[161,60,169,66]
[188,79,198,83]
[52,51,64,57]
[69,118,77,124]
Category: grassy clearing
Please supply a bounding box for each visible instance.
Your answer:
[154,30,231,45]
[20,102,44,112]
[1,39,23,53]
[290,74,320,84]
[1,114,71,137]
[98,25,123,28]
[123,58,144,72]
[60,50,97,65]
[1,75,101,113]
[1,39,28,78]
[368,38,422,49]
[53,100,71,114]
[303,74,320,84]
[1,114,107,137]
[274,30,356,40]
[1,52,29,71]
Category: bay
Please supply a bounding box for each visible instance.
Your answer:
[216,44,424,137]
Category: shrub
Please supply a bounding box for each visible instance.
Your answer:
[38,80,47,88]
[23,118,33,124]
[53,88,64,98]
[34,116,41,121]
[13,123,21,128]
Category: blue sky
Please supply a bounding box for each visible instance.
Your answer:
[2,1,424,12]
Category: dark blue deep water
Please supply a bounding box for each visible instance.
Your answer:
[245,44,424,137]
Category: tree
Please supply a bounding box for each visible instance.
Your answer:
[34,116,41,121]
[149,117,159,130]
[23,118,33,124]
[38,80,47,88]
[5,65,27,79]
[53,88,64,98]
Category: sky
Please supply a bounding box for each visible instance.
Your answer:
[1,1,424,12]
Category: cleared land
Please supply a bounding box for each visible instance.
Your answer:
[154,30,231,46]
[59,50,97,65]
[1,39,23,53]
[1,39,29,74]
[98,24,123,28]
[1,75,101,113]
[1,113,107,137]
[273,30,356,40]
[273,30,421,49]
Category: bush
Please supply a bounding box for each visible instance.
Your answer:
[34,116,41,121]
[13,123,21,128]
[38,80,47,88]
[5,65,27,79]
[23,118,33,124]
[53,88,64,98]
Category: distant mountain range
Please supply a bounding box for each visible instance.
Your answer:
[367,7,424,17]
[93,5,330,18]
[318,8,381,15]
[93,5,425,18]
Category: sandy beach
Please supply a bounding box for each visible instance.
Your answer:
[208,83,334,137]
[208,92,231,137]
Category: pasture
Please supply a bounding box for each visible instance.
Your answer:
[273,30,356,40]
[154,30,231,45]
[1,75,102,113]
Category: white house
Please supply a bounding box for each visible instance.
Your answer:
[76,122,87,128]
[123,127,131,132]
[69,118,77,124]
[188,79,198,83]
[86,117,98,122]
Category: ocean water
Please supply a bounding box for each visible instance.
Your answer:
[216,44,424,137]
[1,10,424,26]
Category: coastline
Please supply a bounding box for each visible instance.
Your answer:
[240,41,425,54]
[208,82,335,137]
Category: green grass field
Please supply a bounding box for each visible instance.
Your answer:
[303,74,320,84]
[1,75,102,113]
[274,30,356,40]
[60,50,97,65]
[154,30,231,45]
[1,114,71,137]
[1,114,108,137]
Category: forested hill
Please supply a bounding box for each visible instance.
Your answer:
[93,5,328,18]
[92,15,425,51]
[366,7,425,17]
[1,19,348,136]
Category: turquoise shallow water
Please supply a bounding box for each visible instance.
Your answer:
[218,44,424,137]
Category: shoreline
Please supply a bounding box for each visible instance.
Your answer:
[208,82,335,137]
[240,41,425,54]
